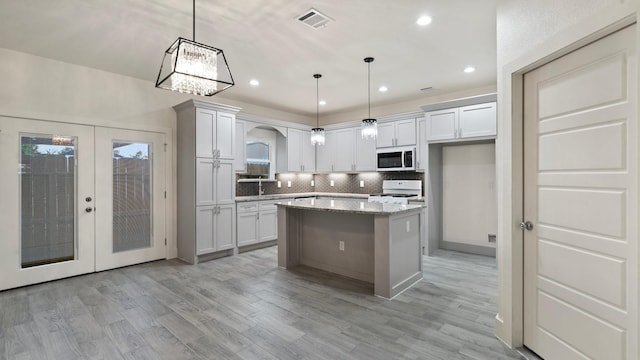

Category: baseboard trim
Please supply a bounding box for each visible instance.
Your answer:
[439,240,496,257]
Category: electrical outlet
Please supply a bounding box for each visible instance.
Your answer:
[311,180,315,187]
[339,241,345,251]
[287,181,292,188]
[359,180,365,187]
[488,234,497,243]
[277,181,281,188]
[330,180,335,186]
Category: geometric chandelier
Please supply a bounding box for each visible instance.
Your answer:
[155,0,234,96]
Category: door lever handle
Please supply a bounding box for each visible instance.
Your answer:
[519,221,533,231]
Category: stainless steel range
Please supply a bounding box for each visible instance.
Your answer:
[368,180,422,205]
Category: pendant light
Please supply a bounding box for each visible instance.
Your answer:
[310,74,325,146]
[361,57,378,139]
[156,0,234,96]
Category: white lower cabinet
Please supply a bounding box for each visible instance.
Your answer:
[196,204,236,255]
[237,200,284,247]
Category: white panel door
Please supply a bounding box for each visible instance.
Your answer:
[426,108,458,141]
[0,118,95,290]
[523,25,637,360]
[216,112,235,160]
[94,128,166,271]
[196,108,215,158]
[395,119,416,146]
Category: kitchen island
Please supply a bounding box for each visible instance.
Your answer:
[277,198,423,299]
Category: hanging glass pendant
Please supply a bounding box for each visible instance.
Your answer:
[361,118,378,140]
[310,127,326,146]
[311,73,325,146]
[361,57,378,139]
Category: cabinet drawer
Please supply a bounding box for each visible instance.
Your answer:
[237,203,259,213]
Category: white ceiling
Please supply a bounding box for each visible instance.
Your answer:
[0,0,496,117]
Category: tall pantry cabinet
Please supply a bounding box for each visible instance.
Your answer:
[174,100,241,264]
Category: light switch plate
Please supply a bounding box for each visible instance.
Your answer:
[330,180,335,186]
[287,181,292,188]
[277,181,281,188]
[311,180,315,187]
[359,180,365,187]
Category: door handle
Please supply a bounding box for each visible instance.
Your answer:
[85,207,93,213]
[520,221,533,231]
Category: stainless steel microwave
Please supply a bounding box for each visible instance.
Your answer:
[376,146,415,171]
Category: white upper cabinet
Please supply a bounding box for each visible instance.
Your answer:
[426,102,496,143]
[234,120,246,172]
[355,130,376,171]
[287,128,315,172]
[195,108,236,159]
[316,131,335,172]
[316,127,375,172]
[458,102,497,139]
[376,119,417,148]
[333,128,355,172]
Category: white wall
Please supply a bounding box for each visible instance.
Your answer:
[0,47,311,259]
[442,143,496,249]
[495,0,638,347]
[321,84,497,125]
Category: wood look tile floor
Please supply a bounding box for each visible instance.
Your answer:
[0,247,522,360]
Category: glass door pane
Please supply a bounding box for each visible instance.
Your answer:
[20,134,76,268]
[112,142,152,252]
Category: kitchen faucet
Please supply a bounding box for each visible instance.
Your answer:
[258,176,264,196]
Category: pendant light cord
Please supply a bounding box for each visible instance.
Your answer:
[192,0,196,41]
[367,61,371,119]
[316,76,319,127]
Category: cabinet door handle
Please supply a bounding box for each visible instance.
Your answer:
[454,128,458,138]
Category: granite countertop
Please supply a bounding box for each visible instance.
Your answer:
[275,198,424,215]
[235,192,370,202]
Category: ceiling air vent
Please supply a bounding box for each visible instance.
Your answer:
[297,8,333,29]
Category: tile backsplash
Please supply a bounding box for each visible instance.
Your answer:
[236,172,424,197]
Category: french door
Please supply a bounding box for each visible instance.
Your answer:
[0,118,166,290]
[95,127,166,271]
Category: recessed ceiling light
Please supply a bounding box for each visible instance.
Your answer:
[463,66,475,73]
[378,86,388,92]
[249,79,260,86]
[319,100,326,106]
[416,15,432,26]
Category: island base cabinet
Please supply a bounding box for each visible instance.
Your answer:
[196,204,235,255]
[277,205,423,299]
